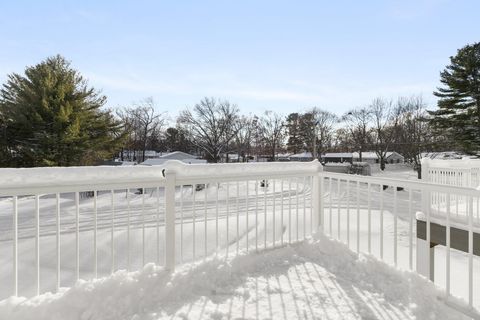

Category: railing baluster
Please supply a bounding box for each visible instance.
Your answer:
[111,190,115,273]
[380,184,384,259]
[303,176,307,240]
[94,191,98,278]
[156,186,160,264]
[337,179,341,240]
[468,196,473,308]
[310,176,313,236]
[75,191,80,281]
[394,185,398,266]
[215,184,219,253]
[367,183,371,254]
[142,188,145,266]
[426,187,431,279]
[246,181,249,252]
[281,180,284,246]
[329,178,332,236]
[346,179,350,247]
[296,178,299,242]
[273,179,276,246]
[13,196,18,296]
[408,188,413,270]
[205,183,209,258]
[255,179,259,251]
[35,195,40,295]
[356,181,360,253]
[193,184,197,259]
[289,178,292,244]
[180,185,184,262]
[226,182,229,254]
[236,181,239,253]
[264,178,267,249]
[56,193,60,292]
[446,192,451,296]
[126,189,130,271]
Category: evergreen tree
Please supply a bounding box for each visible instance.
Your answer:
[429,42,480,153]
[0,55,124,167]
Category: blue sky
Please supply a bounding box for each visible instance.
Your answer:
[0,0,478,117]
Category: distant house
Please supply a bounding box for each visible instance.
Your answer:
[141,151,206,166]
[322,153,353,163]
[276,153,292,162]
[119,149,161,162]
[352,151,404,164]
[224,154,240,163]
[289,152,313,162]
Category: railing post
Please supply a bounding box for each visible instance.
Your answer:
[418,182,434,281]
[312,160,324,233]
[421,158,429,182]
[164,169,176,271]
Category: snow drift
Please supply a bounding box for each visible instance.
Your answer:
[0,234,473,320]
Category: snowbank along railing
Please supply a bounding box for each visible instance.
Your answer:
[0,160,478,316]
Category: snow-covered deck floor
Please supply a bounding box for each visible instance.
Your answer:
[0,234,471,320]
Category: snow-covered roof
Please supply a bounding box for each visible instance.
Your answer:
[276,153,292,158]
[289,152,313,158]
[159,151,198,160]
[352,152,377,159]
[323,153,352,158]
[142,158,207,166]
[351,151,404,159]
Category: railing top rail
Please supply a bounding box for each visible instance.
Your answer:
[0,165,166,196]
[320,171,480,196]
[163,159,323,182]
[422,158,480,169]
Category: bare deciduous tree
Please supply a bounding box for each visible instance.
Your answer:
[118,97,166,162]
[179,97,240,163]
[394,96,433,178]
[309,108,337,159]
[370,98,399,170]
[259,111,285,161]
[342,107,372,162]
[233,115,256,162]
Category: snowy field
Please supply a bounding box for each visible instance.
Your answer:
[0,164,478,318]
[0,234,472,320]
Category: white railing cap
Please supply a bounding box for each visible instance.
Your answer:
[421,157,480,168]
[162,159,323,180]
[0,165,165,190]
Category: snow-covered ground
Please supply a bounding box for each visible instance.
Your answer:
[0,234,472,320]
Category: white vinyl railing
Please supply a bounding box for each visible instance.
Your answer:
[0,160,478,316]
[0,161,321,299]
[422,158,480,188]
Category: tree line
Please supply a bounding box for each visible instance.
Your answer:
[1,41,479,173]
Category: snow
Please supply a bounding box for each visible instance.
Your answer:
[324,152,353,158]
[0,166,165,190]
[289,152,313,159]
[163,159,321,180]
[141,158,207,166]
[0,233,471,320]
